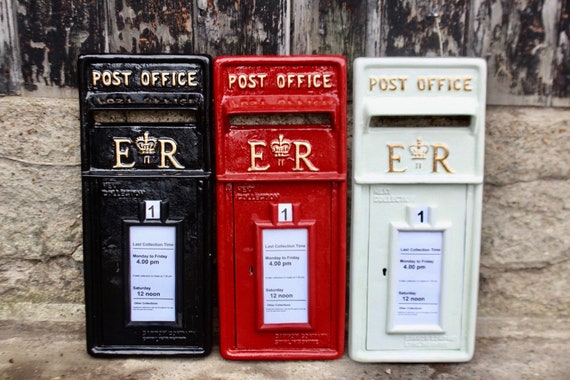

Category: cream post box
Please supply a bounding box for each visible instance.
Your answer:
[349,58,486,362]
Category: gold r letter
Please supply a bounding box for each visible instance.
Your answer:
[432,144,454,173]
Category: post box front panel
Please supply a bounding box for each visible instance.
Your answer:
[83,177,211,351]
[215,56,346,359]
[350,57,485,362]
[365,184,468,350]
[231,182,333,349]
[79,55,213,356]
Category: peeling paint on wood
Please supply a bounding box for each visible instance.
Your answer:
[291,0,367,97]
[552,0,569,106]
[194,0,288,55]
[472,0,567,105]
[1,0,569,105]
[1,0,22,94]
[291,1,366,57]
[105,0,195,53]
[380,0,469,57]
[367,0,469,57]
[16,0,103,95]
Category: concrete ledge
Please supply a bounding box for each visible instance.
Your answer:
[1,303,570,379]
[4,302,570,340]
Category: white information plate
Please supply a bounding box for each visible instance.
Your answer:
[129,225,176,322]
[393,231,443,328]
[262,228,308,324]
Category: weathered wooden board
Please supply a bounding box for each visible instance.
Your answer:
[552,0,569,106]
[194,0,289,55]
[9,0,288,96]
[106,0,288,55]
[0,0,21,94]
[1,0,569,105]
[472,0,568,106]
[290,0,367,92]
[366,0,470,57]
[105,0,195,53]
[14,0,104,96]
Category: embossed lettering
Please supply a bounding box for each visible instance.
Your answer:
[387,144,406,173]
[247,138,320,172]
[228,73,268,89]
[417,76,473,92]
[140,70,198,87]
[113,138,136,168]
[276,73,332,89]
[248,141,271,171]
[292,141,319,171]
[386,140,454,173]
[369,76,408,91]
[368,75,474,92]
[91,70,132,86]
[112,135,185,169]
[158,138,185,169]
[431,144,454,173]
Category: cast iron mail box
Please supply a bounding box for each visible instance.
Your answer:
[349,57,486,362]
[79,55,213,356]
[214,56,347,360]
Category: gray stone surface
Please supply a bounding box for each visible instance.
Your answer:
[0,97,83,305]
[1,314,569,379]
[480,107,570,319]
[1,96,569,378]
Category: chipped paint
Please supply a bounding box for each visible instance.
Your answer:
[0,0,22,94]
[380,0,468,57]
[15,0,103,95]
[194,0,288,55]
[552,0,569,105]
[106,0,194,53]
[473,0,568,105]
[1,0,568,105]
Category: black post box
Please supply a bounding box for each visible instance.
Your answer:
[78,55,213,356]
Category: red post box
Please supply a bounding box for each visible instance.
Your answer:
[214,56,347,360]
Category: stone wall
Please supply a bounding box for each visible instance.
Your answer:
[481,107,570,318]
[0,96,569,322]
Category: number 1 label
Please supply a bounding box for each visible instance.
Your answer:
[414,205,429,225]
[278,203,293,222]
[145,200,161,221]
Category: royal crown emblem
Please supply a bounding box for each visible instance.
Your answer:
[135,131,158,155]
[409,137,429,159]
[271,134,292,166]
